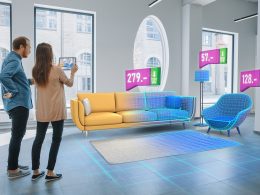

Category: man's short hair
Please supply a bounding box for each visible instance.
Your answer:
[12,36,29,50]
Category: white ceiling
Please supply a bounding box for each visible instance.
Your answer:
[183,0,216,6]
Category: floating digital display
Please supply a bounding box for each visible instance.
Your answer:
[240,69,260,92]
[125,67,161,91]
[199,48,227,68]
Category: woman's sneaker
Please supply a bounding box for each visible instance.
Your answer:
[32,171,45,181]
[45,174,62,182]
[8,169,30,179]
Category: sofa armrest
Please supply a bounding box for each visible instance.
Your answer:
[181,96,196,119]
[70,98,85,131]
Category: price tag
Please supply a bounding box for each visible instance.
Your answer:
[240,70,260,92]
[199,48,227,68]
[125,68,161,91]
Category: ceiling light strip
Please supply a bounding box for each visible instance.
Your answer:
[148,0,163,8]
[234,13,258,22]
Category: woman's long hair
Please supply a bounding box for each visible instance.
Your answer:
[32,43,53,87]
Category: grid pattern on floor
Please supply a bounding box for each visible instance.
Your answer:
[91,130,240,164]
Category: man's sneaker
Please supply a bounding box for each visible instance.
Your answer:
[8,169,31,179]
[45,174,62,182]
[6,165,29,171]
[18,165,29,170]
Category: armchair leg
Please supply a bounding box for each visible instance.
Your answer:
[236,127,241,135]
[228,130,230,137]
[207,127,211,134]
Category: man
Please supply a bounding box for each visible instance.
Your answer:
[0,36,33,179]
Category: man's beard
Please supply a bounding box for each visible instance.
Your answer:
[22,50,28,58]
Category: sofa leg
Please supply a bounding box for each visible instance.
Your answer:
[228,130,230,137]
[236,127,241,135]
[207,127,211,134]
[82,131,88,137]
[182,123,186,129]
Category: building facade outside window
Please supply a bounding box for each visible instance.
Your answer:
[77,52,92,92]
[35,7,95,107]
[0,4,10,26]
[77,15,92,33]
[202,31,212,47]
[36,10,57,30]
[146,19,160,41]
[0,3,11,110]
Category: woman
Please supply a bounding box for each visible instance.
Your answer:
[31,43,78,181]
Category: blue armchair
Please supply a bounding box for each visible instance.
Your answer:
[202,93,252,136]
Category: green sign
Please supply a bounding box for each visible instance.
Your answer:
[220,48,227,64]
[151,67,161,85]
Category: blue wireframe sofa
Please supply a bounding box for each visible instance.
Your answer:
[202,93,252,136]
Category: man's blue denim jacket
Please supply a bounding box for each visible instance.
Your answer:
[0,51,33,111]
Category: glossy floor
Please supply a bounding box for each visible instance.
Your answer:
[0,116,260,195]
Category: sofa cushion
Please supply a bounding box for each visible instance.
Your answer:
[82,98,92,115]
[115,92,146,112]
[84,112,122,126]
[150,108,189,121]
[145,91,175,109]
[78,93,115,112]
[165,96,182,109]
[117,110,157,123]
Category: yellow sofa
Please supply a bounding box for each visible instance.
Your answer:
[70,91,195,132]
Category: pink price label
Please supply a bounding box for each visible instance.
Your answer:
[199,49,220,68]
[240,70,260,92]
[125,68,151,91]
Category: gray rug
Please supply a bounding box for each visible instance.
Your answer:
[91,130,240,164]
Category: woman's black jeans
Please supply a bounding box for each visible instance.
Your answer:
[31,120,64,171]
[8,106,29,170]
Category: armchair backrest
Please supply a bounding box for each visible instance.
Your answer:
[216,93,252,116]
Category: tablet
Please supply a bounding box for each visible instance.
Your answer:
[59,57,76,70]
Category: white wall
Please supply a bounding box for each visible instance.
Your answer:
[202,0,258,111]
[11,0,183,93]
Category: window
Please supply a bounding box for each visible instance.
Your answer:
[36,10,57,30]
[202,30,234,105]
[134,15,169,92]
[35,7,95,107]
[77,15,92,33]
[202,32,212,47]
[146,19,160,41]
[147,57,160,67]
[78,52,92,66]
[77,76,91,92]
[0,3,11,110]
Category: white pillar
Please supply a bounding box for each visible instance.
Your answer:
[182,4,202,117]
